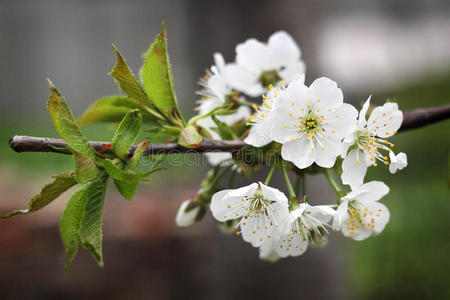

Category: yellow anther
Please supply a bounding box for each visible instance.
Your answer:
[268,84,273,90]
[236,231,241,236]
[356,160,360,165]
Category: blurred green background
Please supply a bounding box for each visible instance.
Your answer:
[0,0,449,299]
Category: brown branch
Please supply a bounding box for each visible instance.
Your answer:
[8,104,450,156]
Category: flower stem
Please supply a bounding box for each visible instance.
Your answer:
[264,163,276,185]
[294,174,306,198]
[187,105,230,126]
[324,168,344,197]
[280,162,296,200]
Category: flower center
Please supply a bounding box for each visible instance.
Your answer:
[356,130,395,167]
[258,70,281,88]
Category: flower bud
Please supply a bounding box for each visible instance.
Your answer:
[175,200,203,228]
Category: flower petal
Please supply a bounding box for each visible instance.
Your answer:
[175,200,200,228]
[281,139,315,169]
[279,61,306,81]
[358,95,371,126]
[275,221,309,257]
[259,240,281,262]
[367,102,403,138]
[322,103,358,139]
[240,213,272,247]
[332,200,348,231]
[361,202,390,234]
[314,137,341,168]
[223,63,264,97]
[344,181,389,203]
[341,149,368,189]
[267,31,301,66]
[307,77,343,110]
[259,182,289,205]
[236,39,272,73]
[245,117,273,147]
[270,105,298,144]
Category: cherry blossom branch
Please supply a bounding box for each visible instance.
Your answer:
[8,104,450,156]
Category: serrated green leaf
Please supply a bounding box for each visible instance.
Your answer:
[103,159,141,183]
[59,177,108,272]
[109,46,157,112]
[77,95,157,126]
[178,126,203,148]
[47,80,96,161]
[112,109,142,160]
[140,24,183,123]
[0,172,77,218]
[47,81,101,182]
[211,115,235,140]
[78,179,108,267]
[112,179,139,200]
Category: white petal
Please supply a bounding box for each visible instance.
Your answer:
[344,181,389,203]
[314,137,341,168]
[175,200,200,228]
[388,151,408,174]
[236,39,272,72]
[213,52,226,74]
[259,240,281,262]
[259,182,289,205]
[275,221,309,257]
[367,102,403,138]
[361,202,390,235]
[210,183,258,221]
[270,105,298,144]
[341,219,372,241]
[358,95,371,126]
[279,61,306,81]
[268,31,301,66]
[332,200,349,231]
[307,77,343,110]
[322,103,358,139]
[341,149,368,189]
[223,63,264,97]
[244,117,273,147]
[240,213,272,247]
[307,205,336,224]
[281,139,315,169]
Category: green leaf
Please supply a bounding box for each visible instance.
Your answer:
[78,179,108,267]
[47,80,101,182]
[140,23,183,123]
[211,115,235,140]
[77,95,157,126]
[178,126,203,148]
[112,109,142,160]
[128,140,149,169]
[112,179,139,201]
[0,172,77,218]
[59,178,108,272]
[109,45,160,116]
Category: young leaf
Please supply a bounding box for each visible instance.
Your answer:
[112,109,142,160]
[128,140,149,169]
[78,179,108,267]
[210,115,235,140]
[0,172,77,218]
[60,178,108,271]
[47,80,96,161]
[109,45,159,116]
[47,81,101,182]
[140,24,184,123]
[77,95,157,126]
[178,126,203,148]
[103,159,141,200]
[113,179,139,201]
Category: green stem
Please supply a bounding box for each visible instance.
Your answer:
[208,163,234,189]
[187,105,230,126]
[264,163,276,185]
[324,168,343,196]
[280,162,296,200]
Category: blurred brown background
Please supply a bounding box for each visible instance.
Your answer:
[0,0,449,299]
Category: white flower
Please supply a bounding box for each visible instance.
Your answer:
[270,76,358,169]
[275,203,335,258]
[175,200,201,228]
[388,151,407,174]
[196,53,250,165]
[244,81,288,147]
[341,97,403,188]
[332,181,390,241]
[210,182,289,247]
[223,31,306,97]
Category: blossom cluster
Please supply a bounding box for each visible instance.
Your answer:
[177,31,407,262]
